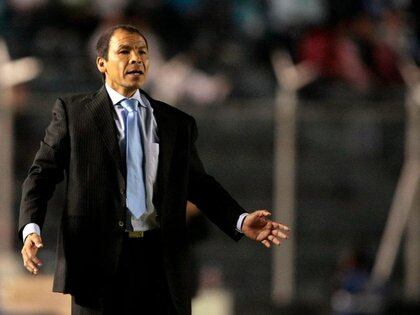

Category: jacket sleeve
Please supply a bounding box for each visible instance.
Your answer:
[18,98,69,240]
[187,118,246,241]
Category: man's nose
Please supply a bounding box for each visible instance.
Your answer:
[129,51,142,64]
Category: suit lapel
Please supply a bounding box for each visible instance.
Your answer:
[145,94,178,210]
[85,86,125,186]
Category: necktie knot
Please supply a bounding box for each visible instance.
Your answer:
[120,98,139,113]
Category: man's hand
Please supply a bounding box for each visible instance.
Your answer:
[242,210,290,248]
[21,233,43,275]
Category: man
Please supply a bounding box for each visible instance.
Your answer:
[18,25,290,314]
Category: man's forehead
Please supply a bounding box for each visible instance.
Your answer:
[110,30,147,47]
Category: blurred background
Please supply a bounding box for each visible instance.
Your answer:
[1,0,420,314]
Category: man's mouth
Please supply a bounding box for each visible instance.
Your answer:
[126,70,144,76]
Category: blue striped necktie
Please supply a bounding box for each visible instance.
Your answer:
[120,98,146,219]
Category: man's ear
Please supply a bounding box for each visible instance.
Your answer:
[96,57,106,74]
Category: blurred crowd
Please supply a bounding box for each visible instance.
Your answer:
[1,0,419,104]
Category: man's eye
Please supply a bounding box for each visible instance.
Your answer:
[119,50,129,54]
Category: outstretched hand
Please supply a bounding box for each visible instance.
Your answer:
[242,210,290,248]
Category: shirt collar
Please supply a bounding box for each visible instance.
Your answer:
[105,83,147,108]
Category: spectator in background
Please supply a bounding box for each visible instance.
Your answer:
[298,3,402,97]
[331,248,383,315]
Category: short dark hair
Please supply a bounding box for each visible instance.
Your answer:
[96,24,148,60]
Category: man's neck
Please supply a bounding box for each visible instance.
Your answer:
[104,82,137,98]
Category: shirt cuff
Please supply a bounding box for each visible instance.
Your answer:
[236,213,249,233]
[22,223,41,243]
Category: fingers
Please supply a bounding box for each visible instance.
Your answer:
[261,240,271,248]
[260,236,282,248]
[270,220,291,231]
[256,222,272,241]
[259,227,290,248]
[23,255,40,274]
[21,234,44,275]
[280,224,291,231]
[22,247,42,275]
[272,229,289,240]
[268,235,281,245]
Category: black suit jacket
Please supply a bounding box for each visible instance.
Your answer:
[18,86,245,314]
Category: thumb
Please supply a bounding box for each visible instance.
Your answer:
[256,210,271,218]
[30,234,44,248]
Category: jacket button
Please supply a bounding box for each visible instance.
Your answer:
[118,221,124,227]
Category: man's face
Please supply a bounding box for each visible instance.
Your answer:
[96,29,150,97]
